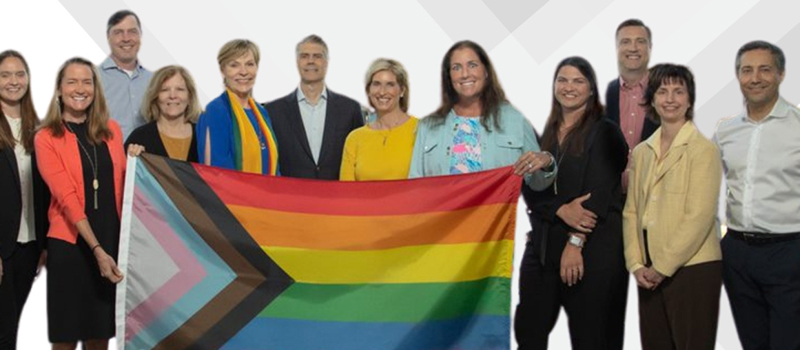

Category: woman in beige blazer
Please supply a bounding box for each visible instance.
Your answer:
[622,64,722,350]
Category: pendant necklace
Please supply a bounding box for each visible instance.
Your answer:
[376,118,401,146]
[65,122,100,210]
[553,136,571,195]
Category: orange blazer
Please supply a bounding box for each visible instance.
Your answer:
[34,120,126,244]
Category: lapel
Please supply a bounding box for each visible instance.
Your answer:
[287,89,314,161]
[318,89,339,164]
[646,122,695,187]
[2,147,22,194]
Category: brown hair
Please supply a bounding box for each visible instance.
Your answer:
[540,56,604,155]
[431,40,507,131]
[642,63,696,122]
[141,65,202,123]
[0,50,38,153]
[40,57,112,145]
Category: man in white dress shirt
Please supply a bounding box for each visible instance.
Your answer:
[714,40,800,350]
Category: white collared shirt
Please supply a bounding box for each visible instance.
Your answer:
[297,86,328,163]
[714,97,800,234]
[7,117,35,243]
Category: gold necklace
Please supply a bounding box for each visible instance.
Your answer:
[64,122,100,210]
[375,117,404,146]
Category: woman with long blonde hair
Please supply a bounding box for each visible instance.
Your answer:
[35,57,126,350]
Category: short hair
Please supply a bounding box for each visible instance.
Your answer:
[642,63,696,122]
[735,40,786,74]
[616,18,652,45]
[364,58,410,113]
[217,39,260,69]
[295,34,329,60]
[106,10,141,35]
[141,65,202,123]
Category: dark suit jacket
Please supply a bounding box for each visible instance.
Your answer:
[263,88,364,180]
[1,147,50,259]
[125,121,198,162]
[605,78,659,143]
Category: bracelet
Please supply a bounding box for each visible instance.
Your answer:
[542,151,556,169]
[91,244,102,253]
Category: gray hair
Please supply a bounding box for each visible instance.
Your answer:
[295,34,329,60]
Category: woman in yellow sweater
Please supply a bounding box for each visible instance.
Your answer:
[622,64,722,350]
[340,58,417,181]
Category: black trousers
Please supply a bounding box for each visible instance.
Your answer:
[515,237,629,350]
[722,232,800,350]
[0,242,40,349]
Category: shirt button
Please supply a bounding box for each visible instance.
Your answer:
[629,130,633,134]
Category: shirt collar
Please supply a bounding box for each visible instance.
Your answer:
[297,85,328,103]
[620,75,648,90]
[101,56,143,73]
[742,96,793,122]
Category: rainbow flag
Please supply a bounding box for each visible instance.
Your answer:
[116,154,521,350]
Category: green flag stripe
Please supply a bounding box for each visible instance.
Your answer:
[259,277,510,323]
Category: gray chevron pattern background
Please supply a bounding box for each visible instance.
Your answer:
[5,0,798,349]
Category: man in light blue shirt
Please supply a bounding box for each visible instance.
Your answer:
[98,10,152,139]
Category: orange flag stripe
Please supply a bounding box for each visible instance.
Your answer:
[228,203,516,251]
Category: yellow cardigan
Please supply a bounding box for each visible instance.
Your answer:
[622,122,722,277]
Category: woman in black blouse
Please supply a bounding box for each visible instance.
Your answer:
[0,49,49,350]
[515,56,629,350]
[126,65,201,161]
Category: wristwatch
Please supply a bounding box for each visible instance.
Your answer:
[567,234,585,248]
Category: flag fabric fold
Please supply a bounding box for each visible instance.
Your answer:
[116,154,521,350]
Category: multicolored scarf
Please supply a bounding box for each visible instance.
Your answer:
[226,90,279,175]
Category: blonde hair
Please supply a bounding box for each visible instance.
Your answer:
[141,65,202,123]
[40,57,112,144]
[364,58,410,112]
[217,39,260,70]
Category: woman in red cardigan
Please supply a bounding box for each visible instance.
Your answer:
[34,57,125,350]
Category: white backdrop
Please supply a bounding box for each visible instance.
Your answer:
[5,0,800,349]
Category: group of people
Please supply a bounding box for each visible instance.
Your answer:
[0,9,797,350]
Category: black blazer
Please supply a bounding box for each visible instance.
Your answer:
[125,121,198,162]
[0,147,50,259]
[263,89,364,180]
[523,119,628,268]
[605,78,659,143]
